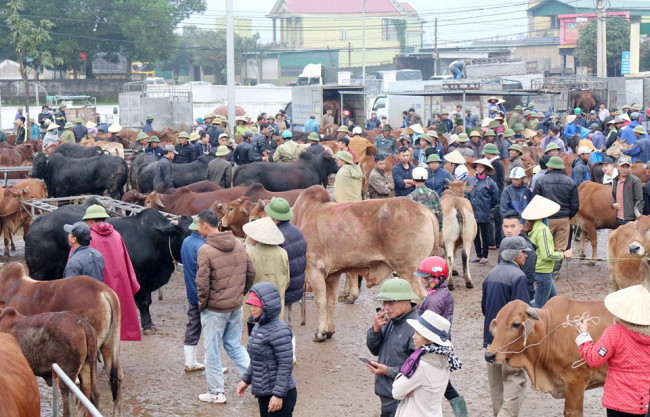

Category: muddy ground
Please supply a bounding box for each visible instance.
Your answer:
[11,229,613,417]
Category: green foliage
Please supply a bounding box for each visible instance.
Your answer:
[641,40,650,73]
[392,19,407,53]
[575,17,630,76]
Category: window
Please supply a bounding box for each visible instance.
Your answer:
[382,19,397,41]
[550,15,560,29]
[340,29,347,40]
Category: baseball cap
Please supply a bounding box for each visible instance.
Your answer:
[63,221,92,244]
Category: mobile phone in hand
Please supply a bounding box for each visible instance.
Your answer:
[376,307,382,313]
[359,356,373,365]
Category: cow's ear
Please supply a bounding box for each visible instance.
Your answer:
[526,307,539,320]
[257,199,266,208]
[153,225,174,236]
[489,319,497,336]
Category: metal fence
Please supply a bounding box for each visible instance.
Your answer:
[52,363,103,417]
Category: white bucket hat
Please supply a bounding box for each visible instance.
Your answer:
[605,285,650,325]
[444,150,466,165]
[406,310,452,347]
[242,217,285,245]
[521,195,561,220]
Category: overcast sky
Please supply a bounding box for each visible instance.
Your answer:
[184,0,530,46]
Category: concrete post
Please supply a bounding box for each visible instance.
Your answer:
[630,21,641,74]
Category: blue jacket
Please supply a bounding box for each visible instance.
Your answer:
[302,119,320,133]
[467,175,500,223]
[277,221,307,305]
[591,131,606,150]
[145,145,164,160]
[500,184,532,216]
[426,166,453,197]
[392,162,415,197]
[242,282,296,398]
[63,245,105,282]
[623,137,650,163]
[481,261,530,348]
[571,157,591,186]
[143,121,154,133]
[366,118,380,130]
[181,232,205,305]
[30,123,40,140]
[564,123,578,138]
[621,121,641,144]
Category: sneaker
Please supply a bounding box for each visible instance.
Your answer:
[198,392,226,404]
[479,258,489,264]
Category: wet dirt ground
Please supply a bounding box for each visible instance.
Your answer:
[11,229,613,416]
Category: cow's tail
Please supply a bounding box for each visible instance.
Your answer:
[102,289,121,403]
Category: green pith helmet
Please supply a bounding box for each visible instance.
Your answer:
[178,131,190,139]
[488,120,500,129]
[374,278,420,301]
[64,122,74,129]
[382,124,392,131]
[547,156,565,169]
[419,134,432,144]
[508,144,523,154]
[75,117,83,123]
[334,151,354,165]
[482,143,499,155]
[82,204,110,220]
[514,105,523,111]
[148,136,160,143]
[264,197,293,221]
[469,130,482,138]
[545,142,561,153]
[484,129,496,137]
[308,132,320,142]
[426,154,442,163]
[146,114,154,120]
[456,133,469,143]
[513,123,524,132]
[503,129,515,138]
[136,132,149,141]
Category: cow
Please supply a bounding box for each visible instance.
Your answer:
[24,202,193,333]
[218,197,271,238]
[145,186,249,215]
[572,181,618,262]
[0,263,121,416]
[292,185,439,341]
[485,297,611,417]
[0,179,47,256]
[123,181,222,206]
[606,139,632,159]
[0,141,35,162]
[129,152,157,190]
[30,152,128,199]
[233,151,339,191]
[0,333,40,417]
[0,307,98,416]
[135,155,216,193]
[52,142,104,158]
[80,137,125,158]
[439,180,477,290]
[608,216,650,291]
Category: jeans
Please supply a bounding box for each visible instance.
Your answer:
[474,222,491,258]
[200,307,250,394]
[444,380,459,400]
[380,400,398,417]
[534,272,557,308]
[257,387,298,417]
[450,66,462,80]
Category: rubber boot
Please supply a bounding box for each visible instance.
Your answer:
[184,345,205,372]
[291,335,296,364]
[449,396,468,417]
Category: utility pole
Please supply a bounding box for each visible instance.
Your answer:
[434,18,438,76]
[596,0,607,77]
[362,0,367,88]
[226,0,235,125]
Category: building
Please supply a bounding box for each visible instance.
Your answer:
[266,0,424,67]
[215,17,253,38]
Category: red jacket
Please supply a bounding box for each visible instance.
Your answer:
[578,323,650,415]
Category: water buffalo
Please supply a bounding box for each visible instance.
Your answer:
[24,201,192,332]
[30,152,128,199]
[52,142,104,158]
[135,155,216,192]
[233,152,338,191]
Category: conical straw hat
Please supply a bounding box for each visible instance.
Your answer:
[605,285,650,325]
[521,195,561,220]
[444,150,466,165]
[242,217,285,245]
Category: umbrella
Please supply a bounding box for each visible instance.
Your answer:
[212,105,247,117]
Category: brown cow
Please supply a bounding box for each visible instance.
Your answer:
[0,142,35,162]
[219,197,271,238]
[0,333,40,417]
[123,181,221,205]
[292,185,439,341]
[572,181,618,261]
[145,186,249,215]
[0,307,98,416]
[440,181,477,289]
[0,263,123,417]
[486,297,611,417]
[609,216,650,291]
[0,179,47,256]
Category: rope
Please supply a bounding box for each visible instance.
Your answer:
[167,236,178,265]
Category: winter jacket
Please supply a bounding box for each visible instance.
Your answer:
[644,182,650,216]
[153,157,174,190]
[207,126,223,146]
[418,281,453,328]
[481,261,530,348]
[304,142,325,156]
[234,141,253,165]
[174,143,196,164]
[72,124,87,143]
[498,138,512,160]
[252,134,269,161]
[196,231,256,313]
[242,282,296,398]
[374,135,397,157]
[14,126,27,145]
[590,131,606,150]
[467,140,484,159]
[245,243,289,319]
[426,167,453,198]
[576,323,650,415]
[366,306,418,403]
[467,175,500,223]
[500,184,532,216]
[612,174,644,221]
[392,162,415,197]
[528,220,564,273]
[302,119,320,133]
[571,157,591,187]
[532,170,579,219]
[180,232,205,305]
[145,145,164,160]
[498,232,536,300]
[59,130,75,144]
[30,123,40,141]
[564,123,578,138]
[54,109,67,129]
[206,157,232,188]
[623,138,650,163]
[487,157,505,193]
[64,245,105,282]
[38,111,54,129]
[277,221,307,306]
[334,164,363,202]
[349,136,373,161]
[393,354,449,417]
[273,140,303,163]
[621,120,641,144]
[143,121,153,133]
[368,168,394,199]
[366,118,380,130]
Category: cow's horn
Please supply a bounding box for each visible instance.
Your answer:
[170,220,178,226]
[526,307,539,320]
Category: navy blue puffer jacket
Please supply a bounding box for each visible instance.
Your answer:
[242,282,296,398]
[277,221,307,305]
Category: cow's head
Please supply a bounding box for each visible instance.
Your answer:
[144,192,165,209]
[249,199,269,221]
[485,300,539,365]
[122,189,147,205]
[606,139,631,158]
[157,215,193,262]
[445,179,467,197]
[29,153,48,179]
[629,216,650,256]
[220,197,250,228]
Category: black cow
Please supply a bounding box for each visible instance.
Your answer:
[233,151,338,191]
[53,143,104,158]
[129,153,157,191]
[30,153,128,199]
[135,155,216,193]
[24,202,192,332]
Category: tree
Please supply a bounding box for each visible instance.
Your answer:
[575,17,630,76]
[1,0,61,120]
[641,40,650,73]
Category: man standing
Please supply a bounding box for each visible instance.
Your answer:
[374,125,397,158]
[333,151,363,202]
[252,123,270,162]
[572,146,592,186]
[482,236,530,417]
[196,209,255,404]
[234,131,254,165]
[622,126,650,163]
[368,155,394,199]
[55,104,67,129]
[206,146,232,188]
[82,204,141,341]
[426,154,454,197]
[273,130,303,163]
[366,278,420,417]
[611,156,644,226]
[180,216,206,372]
[302,115,320,133]
[499,211,536,300]
[366,112,380,130]
[63,221,105,282]
[175,132,197,164]
[507,105,523,128]
[320,108,334,127]
[14,117,27,145]
[153,145,177,193]
[349,126,373,161]
[532,156,579,278]
[392,146,415,197]
[145,136,164,159]
[143,114,154,133]
[72,118,87,143]
[408,167,443,229]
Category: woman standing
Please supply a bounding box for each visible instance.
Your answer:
[467,158,500,264]
[575,285,650,417]
[237,282,297,417]
[392,310,462,417]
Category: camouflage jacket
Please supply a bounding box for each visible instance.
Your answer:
[374,135,397,157]
[408,185,443,229]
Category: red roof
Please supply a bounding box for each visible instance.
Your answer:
[279,0,407,15]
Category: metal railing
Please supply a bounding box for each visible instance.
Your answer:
[52,363,103,417]
[0,166,32,187]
